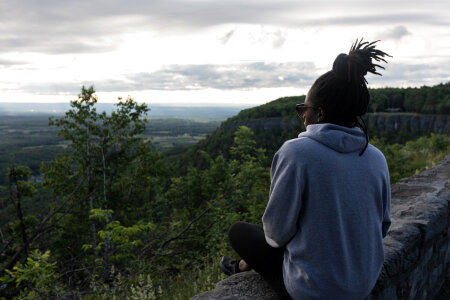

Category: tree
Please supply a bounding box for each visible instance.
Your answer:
[161,126,269,273]
[404,90,425,113]
[0,170,86,298]
[42,86,157,283]
[5,167,35,259]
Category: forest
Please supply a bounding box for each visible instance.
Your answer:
[0,84,449,299]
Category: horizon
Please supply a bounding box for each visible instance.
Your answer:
[0,101,254,107]
[0,102,253,120]
[1,81,448,106]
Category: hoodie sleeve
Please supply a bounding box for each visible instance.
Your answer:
[262,143,304,248]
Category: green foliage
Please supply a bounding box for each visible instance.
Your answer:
[0,250,62,299]
[16,86,166,296]
[369,83,450,114]
[227,95,305,121]
[42,84,154,215]
[161,256,227,300]
[0,166,39,263]
[160,126,269,282]
[7,166,37,199]
[87,209,155,264]
[9,216,38,240]
[7,167,31,181]
[89,208,114,223]
[230,126,257,160]
[372,134,450,183]
[84,271,160,300]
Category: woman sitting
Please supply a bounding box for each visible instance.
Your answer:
[221,39,392,300]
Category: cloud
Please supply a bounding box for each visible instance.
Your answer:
[0,58,28,68]
[17,62,318,94]
[375,25,411,41]
[272,30,286,48]
[368,61,450,86]
[109,62,316,91]
[218,30,235,44]
[306,13,448,27]
[0,0,447,55]
[0,0,298,55]
[16,59,450,95]
[0,37,116,55]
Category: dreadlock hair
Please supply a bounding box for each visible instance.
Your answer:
[308,38,391,155]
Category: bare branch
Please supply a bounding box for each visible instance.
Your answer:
[158,207,211,251]
[0,176,87,275]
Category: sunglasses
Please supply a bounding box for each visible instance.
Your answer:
[295,103,319,119]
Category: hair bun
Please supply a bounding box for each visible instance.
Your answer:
[332,39,392,83]
[332,53,365,82]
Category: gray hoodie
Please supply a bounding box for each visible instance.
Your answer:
[262,123,391,300]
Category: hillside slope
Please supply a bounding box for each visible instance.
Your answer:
[165,84,450,172]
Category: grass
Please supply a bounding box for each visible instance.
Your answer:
[160,256,228,300]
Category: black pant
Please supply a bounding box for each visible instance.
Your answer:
[228,221,293,299]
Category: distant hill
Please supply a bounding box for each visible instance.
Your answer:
[166,83,450,173]
[0,103,252,121]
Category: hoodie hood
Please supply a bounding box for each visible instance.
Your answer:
[298,123,366,153]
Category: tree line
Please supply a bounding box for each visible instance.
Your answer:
[226,83,449,122]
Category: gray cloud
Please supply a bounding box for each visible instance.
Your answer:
[16,59,450,96]
[0,58,28,68]
[0,37,116,55]
[0,0,448,54]
[12,82,85,95]
[17,62,317,94]
[105,62,316,91]
[368,61,450,86]
[272,30,286,48]
[0,0,298,54]
[375,25,411,41]
[306,13,448,27]
[218,30,235,44]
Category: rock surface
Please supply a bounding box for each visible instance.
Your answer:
[191,155,450,300]
[191,271,280,300]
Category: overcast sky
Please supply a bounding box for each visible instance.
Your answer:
[0,0,449,105]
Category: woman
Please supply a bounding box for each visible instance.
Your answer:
[220,39,392,299]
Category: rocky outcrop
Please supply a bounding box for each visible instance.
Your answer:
[191,271,279,300]
[191,155,450,300]
[366,114,450,135]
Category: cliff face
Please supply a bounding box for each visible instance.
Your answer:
[222,114,450,136]
[366,114,449,135]
[191,155,450,300]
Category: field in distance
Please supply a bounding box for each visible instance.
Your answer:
[0,103,250,184]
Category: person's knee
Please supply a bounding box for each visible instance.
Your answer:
[228,221,246,239]
[228,221,248,245]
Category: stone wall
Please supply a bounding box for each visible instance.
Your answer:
[192,155,450,300]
